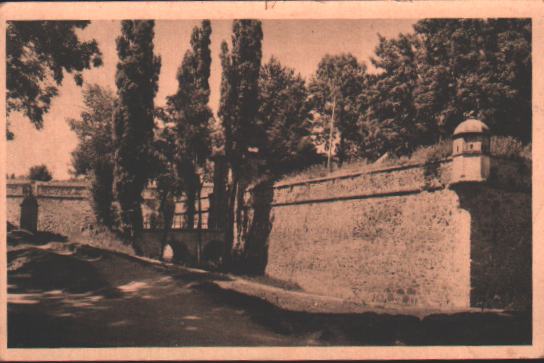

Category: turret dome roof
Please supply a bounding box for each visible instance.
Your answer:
[454,119,490,135]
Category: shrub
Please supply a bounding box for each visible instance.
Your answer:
[411,139,453,164]
[490,136,531,161]
[28,164,53,181]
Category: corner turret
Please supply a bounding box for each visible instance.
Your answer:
[451,119,491,183]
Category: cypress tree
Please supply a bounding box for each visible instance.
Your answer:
[218,20,263,263]
[112,20,161,253]
[167,20,213,231]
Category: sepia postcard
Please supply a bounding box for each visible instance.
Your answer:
[1,1,543,361]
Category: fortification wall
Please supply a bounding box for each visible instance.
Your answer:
[6,182,27,227]
[240,157,530,311]
[36,198,95,237]
[6,196,23,227]
[5,155,531,311]
[6,181,95,238]
[265,189,471,309]
[455,184,532,310]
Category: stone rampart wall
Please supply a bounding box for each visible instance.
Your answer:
[6,181,94,237]
[240,157,530,311]
[5,156,531,312]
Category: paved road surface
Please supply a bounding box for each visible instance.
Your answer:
[7,243,531,347]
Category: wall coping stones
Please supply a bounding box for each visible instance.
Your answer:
[270,158,453,190]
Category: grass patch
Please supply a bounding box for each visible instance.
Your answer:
[241,274,303,292]
[76,226,135,255]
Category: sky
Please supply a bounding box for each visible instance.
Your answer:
[6,19,416,180]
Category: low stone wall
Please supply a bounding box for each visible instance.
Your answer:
[6,180,222,264]
[36,197,95,237]
[6,181,95,237]
[6,196,24,228]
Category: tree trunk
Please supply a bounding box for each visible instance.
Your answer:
[224,168,238,268]
[159,193,175,260]
[327,94,337,173]
[337,135,346,167]
[184,186,196,230]
[209,155,228,231]
[130,201,144,256]
[196,180,203,266]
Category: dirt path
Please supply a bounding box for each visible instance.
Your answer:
[7,242,531,347]
[8,243,314,347]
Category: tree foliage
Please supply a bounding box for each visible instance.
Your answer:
[257,57,319,175]
[6,21,103,139]
[412,19,531,142]
[218,20,263,262]
[69,84,116,227]
[28,164,53,181]
[112,20,161,245]
[359,34,419,159]
[308,53,367,164]
[167,20,213,229]
[151,124,178,242]
[358,18,531,160]
[219,20,263,171]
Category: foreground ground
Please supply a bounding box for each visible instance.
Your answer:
[8,242,531,347]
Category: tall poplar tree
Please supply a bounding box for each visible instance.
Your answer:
[218,20,263,260]
[112,20,161,252]
[167,20,213,230]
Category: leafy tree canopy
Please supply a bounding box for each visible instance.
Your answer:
[308,53,367,164]
[358,18,531,161]
[69,84,116,227]
[165,20,213,229]
[69,84,116,176]
[257,57,319,175]
[6,21,103,139]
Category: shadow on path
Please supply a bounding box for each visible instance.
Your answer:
[8,243,531,347]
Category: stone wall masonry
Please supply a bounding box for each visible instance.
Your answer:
[140,230,225,262]
[263,188,471,310]
[260,160,452,207]
[36,198,96,237]
[36,182,89,198]
[240,157,530,311]
[454,184,532,310]
[5,155,531,312]
[252,156,529,207]
[6,196,24,228]
[6,180,95,238]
